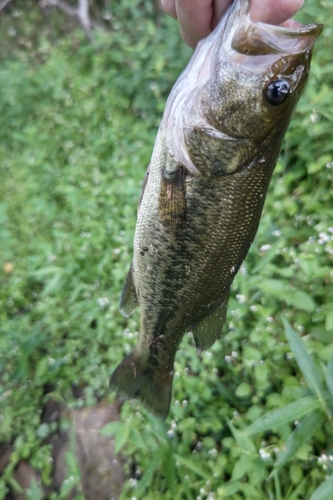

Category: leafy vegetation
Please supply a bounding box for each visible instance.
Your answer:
[0,0,332,499]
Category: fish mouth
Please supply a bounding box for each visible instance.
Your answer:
[223,4,323,94]
[231,19,323,58]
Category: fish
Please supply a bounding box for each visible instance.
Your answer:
[110,0,323,419]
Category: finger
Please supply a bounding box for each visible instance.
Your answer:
[160,0,177,20]
[175,0,214,48]
[176,0,234,48]
[211,0,233,31]
[250,0,305,24]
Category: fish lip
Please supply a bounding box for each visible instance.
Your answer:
[231,16,323,57]
[242,0,324,39]
[266,18,324,38]
[253,18,324,51]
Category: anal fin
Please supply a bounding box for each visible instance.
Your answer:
[119,263,138,317]
[191,290,230,351]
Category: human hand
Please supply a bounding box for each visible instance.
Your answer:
[161,0,305,48]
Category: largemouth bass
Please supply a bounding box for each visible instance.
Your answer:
[110,0,322,419]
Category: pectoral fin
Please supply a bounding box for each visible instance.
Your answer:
[158,165,186,235]
[191,290,230,351]
[119,263,138,317]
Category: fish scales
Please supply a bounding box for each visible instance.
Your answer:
[134,126,273,349]
[110,0,323,419]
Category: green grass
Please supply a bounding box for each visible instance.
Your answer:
[0,0,333,499]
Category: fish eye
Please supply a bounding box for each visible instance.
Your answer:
[265,79,290,106]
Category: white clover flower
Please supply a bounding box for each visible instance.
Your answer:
[259,448,271,461]
[97,297,110,308]
[236,294,246,304]
[208,448,218,459]
[128,478,137,488]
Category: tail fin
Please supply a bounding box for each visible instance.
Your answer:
[110,348,173,420]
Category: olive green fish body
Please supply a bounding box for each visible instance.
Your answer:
[110,0,323,419]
